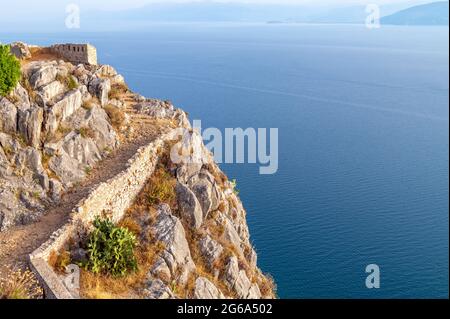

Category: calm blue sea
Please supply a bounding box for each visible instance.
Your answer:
[2,24,448,298]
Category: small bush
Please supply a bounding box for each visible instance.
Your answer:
[0,45,21,97]
[85,217,138,277]
[67,75,78,90]
[104,105,126,130]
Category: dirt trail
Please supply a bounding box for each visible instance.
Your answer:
[0,93,161,273]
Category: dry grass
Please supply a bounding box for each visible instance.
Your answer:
[78,127,96,139]
[118,217,142,236]
[82,97,100,110]
[56,73,78,90]
[203,163,228,187]
[257,273,277,298]
[109,83,129,100]
[7,93,19,104]
[20,75,37,102]
[12,132,28,147]
[2,144,14,158]
[45,124,71,143]
[48,250,71,274]
[80,242,165,299]
[104,104,126,130]
[0,266,43,299]
[145,168,177,207]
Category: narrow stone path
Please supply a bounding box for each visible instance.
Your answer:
[0,93,161,273]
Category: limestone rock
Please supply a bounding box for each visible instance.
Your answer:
[73,64,90,86]
[246,247,258,269]
[0,98,18,134]
[10,42,31,60]
[39,81,65,103]
[149,257,172,283]
[188,169,220,218]
[17,106,43,148]
[94,65,117,78]
[49,178,63,201]
[224,256,252,298]
[176,163,202,185]
[176,182,203,229]
[246,284,262,299]
[88,78,110,106]
[48,150,85,186]
[134,99,189,126]
[45,89,83,136]
[151,204,195,284]
[60,132,102,168]
[111,74,125,85]
[193,277,225,299]
[12,83,30,106]
[172,130,210,169]
[143,279,175,299]
[199,235,223,268]
[135,99,175,119]
[29,64,58,89]
[221,217,244,256]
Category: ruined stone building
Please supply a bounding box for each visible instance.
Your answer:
[50,43,97,65]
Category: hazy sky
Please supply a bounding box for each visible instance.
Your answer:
[3,0,431,12]
[0,0,437,31]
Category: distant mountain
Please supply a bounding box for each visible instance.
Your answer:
[381,1,449,25]
[87,2,426,25]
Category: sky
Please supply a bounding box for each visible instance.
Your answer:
[0,0,439,31]
[3,0,430,12]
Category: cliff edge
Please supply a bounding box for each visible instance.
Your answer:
[0,42,275,299]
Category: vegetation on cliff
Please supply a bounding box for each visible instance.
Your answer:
[0,45,21,97]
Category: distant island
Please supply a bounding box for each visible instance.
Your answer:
[381,1,449,25]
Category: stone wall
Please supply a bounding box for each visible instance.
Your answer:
[50,44,97,65]
[29,129,180,299]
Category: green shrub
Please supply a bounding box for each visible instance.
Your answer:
[0,45,21,97]
[56,73,78,90]
[67,75,78,90]
[85,217,138,277]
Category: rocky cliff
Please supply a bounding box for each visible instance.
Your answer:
[0,43,275,299]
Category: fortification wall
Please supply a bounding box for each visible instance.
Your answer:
[29,129,180,299]
[50,44,97,65]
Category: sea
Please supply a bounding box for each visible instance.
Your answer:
[2,23,448,298]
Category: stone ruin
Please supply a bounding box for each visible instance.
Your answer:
[50,43,97,65]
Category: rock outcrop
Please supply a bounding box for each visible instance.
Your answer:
[0,56,122,231]
[1,42,275,300]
